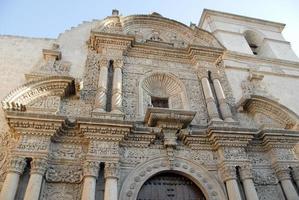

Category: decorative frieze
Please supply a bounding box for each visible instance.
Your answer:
[88,141,119,157]
[45,165,83,183]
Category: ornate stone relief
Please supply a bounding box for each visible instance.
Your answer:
[119,146,164,165]
[41,183,81,200]
[45,165,83,183]
[252,168,278,185]
[27,96,60,114]
[255,185,285,200]
[16,135,50,153]
[88,141,119,157]
[50,143,84,160]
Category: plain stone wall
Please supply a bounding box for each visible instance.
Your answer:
[225,64,299,115]
[201,13,299,61]
[0,35,54,137]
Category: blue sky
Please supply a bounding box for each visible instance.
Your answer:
[1,0,299,55]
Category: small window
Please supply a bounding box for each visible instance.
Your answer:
[151,97,169,108]
[244,30,263,56]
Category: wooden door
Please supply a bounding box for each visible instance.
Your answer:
[137,172,206,200]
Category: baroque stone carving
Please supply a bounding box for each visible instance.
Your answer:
[83,160,100,177]
[50,143,84,160]
[252,168,278,185]
[104,162,119,179]
[45,165,83,183]
[41,183,81,200]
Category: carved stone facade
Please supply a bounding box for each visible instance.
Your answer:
[1,9,299,200]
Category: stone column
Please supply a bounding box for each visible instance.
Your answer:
[211,75,234,123]
[220,165,242,200]
[24,158,48,200]
[81,161,100,200]
[239,165,259,200]
[275,165,299,200]
[198,71,221,122]
[111,59,123,114]
[94,58,109,112]
[0,157,26,200]
[292,166,299,190]
[104,162,119,200]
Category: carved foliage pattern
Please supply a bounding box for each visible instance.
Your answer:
[41,183,81,200]
[45,165,83,183]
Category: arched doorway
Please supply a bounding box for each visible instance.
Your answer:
[137,172,206,200]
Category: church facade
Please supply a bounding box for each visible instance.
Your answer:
[0,9,299,200]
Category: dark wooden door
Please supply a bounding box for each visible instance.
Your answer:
[137,172,206,200]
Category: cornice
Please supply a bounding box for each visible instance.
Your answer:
[223,51,299,70]
[258,128,299,149]
[207,126,257,149]
[199,9,285,31]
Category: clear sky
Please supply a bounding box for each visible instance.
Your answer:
[1,0,299,56]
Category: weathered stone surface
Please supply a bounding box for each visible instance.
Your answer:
[0,9,299,200]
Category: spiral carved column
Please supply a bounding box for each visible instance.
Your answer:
[111,59,123,114]
[198,70,222,122]
[211,72,235,123]
[94,58,109,112]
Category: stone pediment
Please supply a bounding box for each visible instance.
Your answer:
[93,12,224,50]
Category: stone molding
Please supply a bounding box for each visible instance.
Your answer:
[83,160,100,178]
[2,76,75,111]
[208,127,256,149]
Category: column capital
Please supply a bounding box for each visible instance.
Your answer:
[97,58,109,69]
[104,162,119,179]
[30,158,48,175]
[210,70,221,80]
[113,59,124,69]
[292,166,299,181]
[219,165,237,182]
[239,164,253,180]
[83,160,100,178]
[274,163,291,181]
[197,69,209,79]
[7,156,26,174]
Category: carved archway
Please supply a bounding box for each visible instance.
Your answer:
[138,72,190,117]
[2,76,75,111]
[239,95,299,129]
[119,156,227,200]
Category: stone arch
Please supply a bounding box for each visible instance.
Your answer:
[242,29,264,55]
[119,156,227,200]
[137,72,190,117]
[2,76,75,111]
[241,95,299,129]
